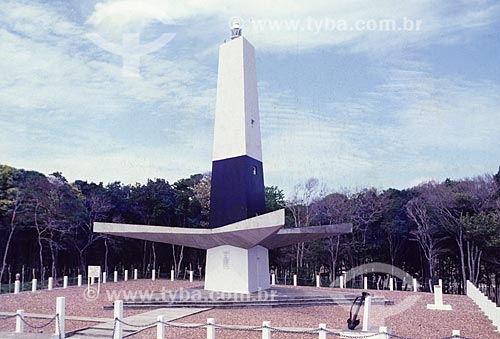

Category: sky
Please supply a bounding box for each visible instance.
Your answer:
[1,0,499,197]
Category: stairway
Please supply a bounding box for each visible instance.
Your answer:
[118,287,392,309]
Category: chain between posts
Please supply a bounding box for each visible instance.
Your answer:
[0,313,62,339]
[107,317,476,339]
[0,314,17,321]
[0,314,476,339]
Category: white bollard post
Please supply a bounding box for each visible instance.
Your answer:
[362,296,372,331]
[364,276,368,290]
[316,275,321,288]
[413,278,418,292]
[206,318,215,339]
[171,269,175,281]
[103,272,107,284]
[114,300,123,339]
[157,315,165,339]
[77,274,82,287]
[124,270,128,282]
[271,273,276,286]
[14,280,20,294]
[55,297,65,338]
[340,275,344,289]
[452,330,460,336]
[152,269,156,281]
[189,270,194,282]
[63,276,68,288]
[379,326,390,339]
[439,279,443,287]
[15,310,24,333]
[31,279,37,292]
[48,277,53,291]
[319,323,327,339]
[262,321,271,339]
[134,269,138,280]
[114,271,118,283]
[293,274,297,286]
[389,277,394,291]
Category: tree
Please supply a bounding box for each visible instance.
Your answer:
[494,166,500,188]
[317,192,351,281]
[0,165,24,288]
[71,181,112,275]
[431,176,497,292]
[265,186,285,212]
[286,178,322,268]
[350,188,384,246]
[462,212,500,285]
[193,173,211,227]
[130,179,176,275]
[36,173,82,280]
[380,189,413,270]
[406,194,446,288]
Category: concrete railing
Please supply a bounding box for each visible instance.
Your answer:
[467,280,500,332]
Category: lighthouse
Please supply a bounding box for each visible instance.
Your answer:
[209,24,265,229]
[94,24,352,294]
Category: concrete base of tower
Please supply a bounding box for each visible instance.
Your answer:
[204,245,270,294]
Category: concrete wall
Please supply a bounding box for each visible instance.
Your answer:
[205,245,269,293]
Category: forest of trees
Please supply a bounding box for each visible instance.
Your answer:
[1,164,499,301]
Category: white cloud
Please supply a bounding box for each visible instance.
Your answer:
[87,0,500,52]
[259,61,500,194]
[1,0,499,197]
[0,0,216,185]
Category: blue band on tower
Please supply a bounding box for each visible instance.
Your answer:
[209,155,265,228]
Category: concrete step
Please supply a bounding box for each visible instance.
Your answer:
[120,297,391,309]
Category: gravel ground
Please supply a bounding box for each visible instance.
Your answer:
[129,286,500,339]
[0,282,498,338]
[0,279,201,335]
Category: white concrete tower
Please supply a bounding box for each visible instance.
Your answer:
[212,32,262,162]
[209,25,266,229]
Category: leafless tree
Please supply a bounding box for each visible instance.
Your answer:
[318,192,352,281]
[286,178,323,268]
[351,188,384,245]
[69,190,112,275]
[406,196,446,289]
[0,191,23,290]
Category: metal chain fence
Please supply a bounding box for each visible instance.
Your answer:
[109,317,475,339]
[0,313,62,339]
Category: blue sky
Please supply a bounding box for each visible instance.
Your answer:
[1,0,499,197]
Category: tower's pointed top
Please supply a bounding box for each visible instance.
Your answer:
[230,20,242,39]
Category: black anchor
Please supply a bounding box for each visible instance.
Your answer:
[347,292,370,330]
